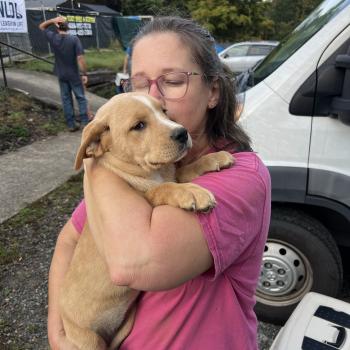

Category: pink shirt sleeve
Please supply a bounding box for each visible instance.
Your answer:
[71,200,87,234]
[193,151,271,280]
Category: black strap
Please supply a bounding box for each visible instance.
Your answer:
[302,336,338,350]
[301,305,350,349]
[314,305,350,329]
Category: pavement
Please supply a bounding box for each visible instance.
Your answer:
[0,69,108,223]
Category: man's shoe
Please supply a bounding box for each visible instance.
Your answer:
[68,125,80,132]
[81,120,90,129]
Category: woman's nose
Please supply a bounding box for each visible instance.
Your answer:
[148,81,163,100]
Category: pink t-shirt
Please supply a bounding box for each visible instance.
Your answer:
[71,151,271,350]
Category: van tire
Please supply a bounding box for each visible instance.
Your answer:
[255,207,343,325]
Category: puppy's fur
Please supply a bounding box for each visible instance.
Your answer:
[59,93,234,349]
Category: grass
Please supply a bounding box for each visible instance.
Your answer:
[0,241,19,265]
[0,88,66,154]
[9,48,125,74]
[0,173,83,266]
[85,49,125,72]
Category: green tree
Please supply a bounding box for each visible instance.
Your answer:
[121,0,165,15]
[187,0,251,42]
[119,0,323,43]
[121,0,189,16]
[187,0,276,42]
[268,0,323,39]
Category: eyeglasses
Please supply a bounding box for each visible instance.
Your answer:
[123,71,201,101]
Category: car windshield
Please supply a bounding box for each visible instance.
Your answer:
[236,0,350,92]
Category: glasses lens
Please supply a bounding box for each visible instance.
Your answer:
[126,76,150,93]
[158,72,188,99]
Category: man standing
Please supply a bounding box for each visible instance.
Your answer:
[39,16,89,131]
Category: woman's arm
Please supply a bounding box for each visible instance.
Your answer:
[83,159,213,292]
[47,220,80,350]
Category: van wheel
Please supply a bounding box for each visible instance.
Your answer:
[255,208,343,325]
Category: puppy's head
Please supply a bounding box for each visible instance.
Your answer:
[75,92,192,171]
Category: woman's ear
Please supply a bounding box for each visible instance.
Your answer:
[208,78,220,109]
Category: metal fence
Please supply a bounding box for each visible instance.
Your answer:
[0,32,32,62]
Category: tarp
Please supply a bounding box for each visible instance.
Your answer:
[112,16,142,50]
[26,9,118,53]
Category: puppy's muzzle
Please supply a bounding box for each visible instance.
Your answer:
[171,127,188,146]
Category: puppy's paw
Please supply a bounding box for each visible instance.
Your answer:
[145,183,216,212]
[207,151,235,171]
[176,183,216,212]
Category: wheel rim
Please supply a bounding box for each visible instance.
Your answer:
[256,239,313,306]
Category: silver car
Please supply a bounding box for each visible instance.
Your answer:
[219,41,279,73]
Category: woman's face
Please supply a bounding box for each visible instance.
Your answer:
[131,32,219,140]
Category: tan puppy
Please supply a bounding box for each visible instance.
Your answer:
[59,92,234,350]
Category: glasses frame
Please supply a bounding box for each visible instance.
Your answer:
[124,71,201,101]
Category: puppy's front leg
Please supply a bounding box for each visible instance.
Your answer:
[145,183,216,212]
[176,150,234,183]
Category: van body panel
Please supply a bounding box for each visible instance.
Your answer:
[308,168,350,206]
[268,166,307,202]
[308,24,350,207]
[240,84,312,168]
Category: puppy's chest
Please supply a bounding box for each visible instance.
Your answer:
[156,164,177,184]
[151,171,167,184]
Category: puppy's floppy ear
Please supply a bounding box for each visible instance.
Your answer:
[74,119,111,170]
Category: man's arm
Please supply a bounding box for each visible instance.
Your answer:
[123,53,129,74]
[39,16,66,31]
[77,55,88,85]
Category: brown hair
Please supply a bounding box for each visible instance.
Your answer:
[58,22,69,32]
[130,16,251,152]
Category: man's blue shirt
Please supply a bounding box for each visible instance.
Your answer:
[45,29,84,84]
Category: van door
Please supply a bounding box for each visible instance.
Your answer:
[308,26,350,207]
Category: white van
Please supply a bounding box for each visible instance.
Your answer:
[237,0,350,324]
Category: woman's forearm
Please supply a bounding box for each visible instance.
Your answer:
[83,159,212,292]
[83,160,154,285]
[47,220,79,348]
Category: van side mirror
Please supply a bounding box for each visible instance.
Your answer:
[290,48,350,126]
[331,54,350,125]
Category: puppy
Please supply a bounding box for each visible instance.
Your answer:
[59,92,234,349]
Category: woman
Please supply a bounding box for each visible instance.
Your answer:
[48,17,271,350]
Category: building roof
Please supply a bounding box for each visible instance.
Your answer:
[25,0,63,9]
[56,2,121,15]
[79,4,120,15]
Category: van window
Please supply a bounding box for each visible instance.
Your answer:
[251,0,350,86]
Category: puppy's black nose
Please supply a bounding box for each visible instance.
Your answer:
[171,128,188,144]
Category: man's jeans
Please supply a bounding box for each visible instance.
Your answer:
[58,79,89,128]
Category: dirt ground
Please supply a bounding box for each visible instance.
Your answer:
[0,174,84,349]
[0,88,66,155]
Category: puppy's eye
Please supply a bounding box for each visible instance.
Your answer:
[132,121,146,131]
[162,109,168,114]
